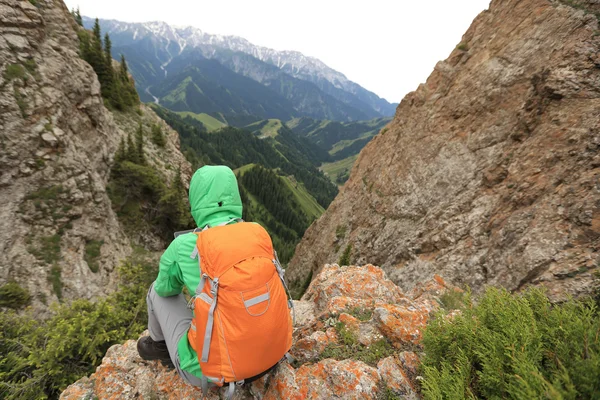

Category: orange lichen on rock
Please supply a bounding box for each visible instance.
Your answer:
[293,329,338,362]
[339,312,360,331]
[374,304,430,346]
[303,264,405,312]
[378,355,419,398]
[286,359,380,399]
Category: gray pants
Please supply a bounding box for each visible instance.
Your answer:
[146,283,203,386]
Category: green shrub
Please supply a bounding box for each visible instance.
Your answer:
[0,282,31,309]
[28,234,61,264]
[23,59,37,74]
[320,321,394,366]
[0,258,156,399]
[420,287,600,399]
[151,123,166,147]
[14,88,27,118]
[457,42,469,51]
[338,243,352,266]
[346,306,373,322]
[26,185,65,201]
[438,288,467,311]
[108,160,193,242]
[84,240,104,273]
[49,264,62,299]
[377,385,402,400]
[3,64,25,81]
[335,225,347,240]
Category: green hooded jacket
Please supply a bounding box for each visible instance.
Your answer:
[153,165,243,379]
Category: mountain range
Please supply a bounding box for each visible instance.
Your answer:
[82,17,398,121]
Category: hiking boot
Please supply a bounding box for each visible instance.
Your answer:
[137,336,175,369]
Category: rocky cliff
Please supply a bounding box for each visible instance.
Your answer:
[0,0,190,307]
[288,0,600,301]
[61,264,456,399]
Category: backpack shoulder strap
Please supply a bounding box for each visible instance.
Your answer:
[273,250,295,325]
[174,227,201,239]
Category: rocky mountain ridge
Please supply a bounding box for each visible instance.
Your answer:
[61,264,453,399]
[82,16,398,120]
[0,0,190,307]
[287,0,600,301]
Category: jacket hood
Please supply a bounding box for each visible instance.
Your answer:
[188,166,242,228]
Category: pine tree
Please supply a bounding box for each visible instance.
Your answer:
[126,132,136,163]
[78,30,91,61]
[76,8,83,26]
[88,19,108,99]
[119,54,129,79]
[151,124,166,147]
[158,167,193,232]
[75,20,139,110]
[115,137,126,162]
[135,123,145,165]
[103,33,112,63]
[74,7,83,26]
[118,54,139,108]
[103,33,124,110]
[173,167,185,196]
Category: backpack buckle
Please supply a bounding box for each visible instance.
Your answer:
[210,278,219,296]
[187,296,196,310]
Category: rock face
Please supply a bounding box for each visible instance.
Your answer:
[0,0,190,306]
[288,0,600,301]
[61,264,455,399]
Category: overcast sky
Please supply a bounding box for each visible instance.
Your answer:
[63,0,490,103]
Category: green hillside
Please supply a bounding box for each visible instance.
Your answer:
[242,119,332,167]
[235,165,324,223]
[245,119,284,138]
[237,165,319,262]
[175,111,226,132]
[288,116,391,160]
[321,154,359,185]
[241,116,381,187]
[154,62,296,120]
[233,163,257,175]
[330,131,374,155]
[281,176,324,221]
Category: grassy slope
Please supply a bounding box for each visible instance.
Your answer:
[287,117,390,157]
[320,154,359,184]
[233,163,256,175]
[175,111,227,132]
[329,131,375,155]
[236,163,324,222]
[245,119,283,138]
[162,76,194,104]
[281,176,325,221]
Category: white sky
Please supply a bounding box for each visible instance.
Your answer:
[63,0,490,103]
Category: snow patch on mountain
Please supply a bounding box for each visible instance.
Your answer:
[85,17,354,93]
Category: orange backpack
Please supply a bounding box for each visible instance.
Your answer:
[187,220,293,397]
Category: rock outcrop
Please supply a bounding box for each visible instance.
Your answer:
[288,0,600,301]
[61,264,456,399]
[0,0,190,306]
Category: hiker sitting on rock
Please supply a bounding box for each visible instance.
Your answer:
[137,165,293,396]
